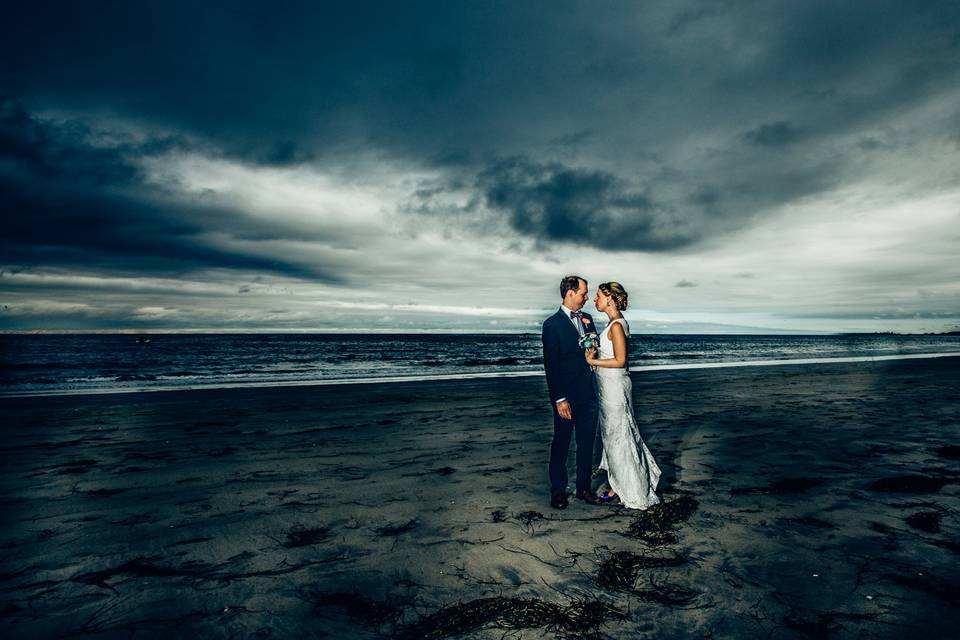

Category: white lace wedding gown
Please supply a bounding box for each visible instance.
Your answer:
[596,318,661,509]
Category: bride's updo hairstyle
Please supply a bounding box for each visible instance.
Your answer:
[599,282,628,311]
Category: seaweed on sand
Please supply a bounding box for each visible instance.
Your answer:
[513,510,546,532]
[313,591,623,639]
[514,511,544,524]
[625,494,698,546]
[397,595,624,640]
[594,550,687,592]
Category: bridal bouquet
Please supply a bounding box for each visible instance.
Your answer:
[578,331,600,351]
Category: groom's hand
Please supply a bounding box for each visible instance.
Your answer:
[556,399,572,420]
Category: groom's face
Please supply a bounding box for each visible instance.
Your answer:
[570,280,588,310]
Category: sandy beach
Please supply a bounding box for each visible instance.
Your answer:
[1,356,958,639]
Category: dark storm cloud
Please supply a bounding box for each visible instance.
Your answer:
[475,157,687,251]
[0,1,492,164]
[408,143,842,252]
[4,1,954,165]
[0,99,338,280]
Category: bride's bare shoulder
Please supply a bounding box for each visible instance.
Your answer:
[608,320,627,334]
[610,318,629,336]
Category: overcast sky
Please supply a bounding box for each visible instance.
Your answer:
[2,1,959,333]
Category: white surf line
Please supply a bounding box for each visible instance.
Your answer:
[2,351,959,398]
[632,350,960,372]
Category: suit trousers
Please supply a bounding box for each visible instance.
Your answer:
[549,391,599,493]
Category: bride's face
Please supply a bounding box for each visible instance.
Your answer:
[594,290,610,312]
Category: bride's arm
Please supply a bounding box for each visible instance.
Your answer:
[585,323,628,368]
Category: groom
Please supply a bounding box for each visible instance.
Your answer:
[542,275,600,509]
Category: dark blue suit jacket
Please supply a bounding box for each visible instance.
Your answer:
[541,308,597,405]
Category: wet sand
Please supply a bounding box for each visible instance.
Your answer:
[1,357,959,639]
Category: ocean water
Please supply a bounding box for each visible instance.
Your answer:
[1,333,958,396]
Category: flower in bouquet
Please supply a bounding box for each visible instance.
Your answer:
[578,331,600,351]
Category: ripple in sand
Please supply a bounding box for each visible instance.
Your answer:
[71,557,186,590]
[779,516,837,529]
[56,459,99,475]
[730,477,824,496]
[904,511,941,533]
[882,570,960,605]
[282,526,331,547]
[869,475,949,494]
[83,487,128,497]
[376,519,418,536]
[933,445,960,461]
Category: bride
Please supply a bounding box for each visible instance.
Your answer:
[585,282,661,509]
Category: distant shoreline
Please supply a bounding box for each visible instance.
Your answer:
[4,351,958,399]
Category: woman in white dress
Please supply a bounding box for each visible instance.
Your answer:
[585,282,661,509]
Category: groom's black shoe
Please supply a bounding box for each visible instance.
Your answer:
[576,489,601,505]
[550,490,569,510]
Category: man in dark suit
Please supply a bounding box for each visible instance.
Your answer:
[542,275,600,509]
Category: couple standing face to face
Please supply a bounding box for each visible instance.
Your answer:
[562,278,619,317]
[547,275,656,510]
